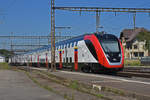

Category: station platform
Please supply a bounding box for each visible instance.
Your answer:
[0,70,65,100]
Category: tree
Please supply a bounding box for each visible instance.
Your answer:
[0,49,14,62]
[136,31,150,55]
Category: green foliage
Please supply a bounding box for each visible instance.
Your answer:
[0,49,14,57]
[0,49,14,62]
[69,80,79,90]
[136,31,150,52]
[124,60,141,66]
[0,63,11,69]
[136,31,150,41]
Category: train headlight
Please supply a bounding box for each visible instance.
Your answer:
[106,54,109,58]
[119,54,121,57]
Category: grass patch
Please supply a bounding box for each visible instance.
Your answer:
[124,60,141,66]
[25,71,56,93]
[19,68,148,100]
[23,70,74,100]
[0,63,11,70]
[69,80,79,90]
[104,87,125,96]
[37,70,112,100]
[64,93,74,100]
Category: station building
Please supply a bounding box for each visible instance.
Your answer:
[120,28,149,59]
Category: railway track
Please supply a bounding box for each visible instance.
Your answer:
[117,67,150,78]
[117,71,150,78]
[15,65,150,79]
[124,67,150,73]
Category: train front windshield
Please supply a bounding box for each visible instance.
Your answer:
[101,41,120,53]
[95,33,121,53]
[95,33,122,63]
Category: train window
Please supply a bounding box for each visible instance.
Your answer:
[68,44,70,48]
[74,42,76,46]
[64,44,67,48]
[70,57,72,63]
[66,57,68,63]
[62,45,64,49]
[75,42,78,46]
[63,58,65,62]
[82,54,84,57]
[70,43,72,48]
[72,42,74,47]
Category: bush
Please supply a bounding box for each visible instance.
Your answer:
[0,63,11,69]
[124,60,141,66]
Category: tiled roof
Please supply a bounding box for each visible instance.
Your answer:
[120,28,146,42]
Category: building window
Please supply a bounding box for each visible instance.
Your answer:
[134,45,138,49]
[139,52,144,57]
[134,52,138,57]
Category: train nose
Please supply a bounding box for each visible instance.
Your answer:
[106,53,121,63]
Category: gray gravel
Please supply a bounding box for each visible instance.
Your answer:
[0,70,65,100]
[52,71,150,96]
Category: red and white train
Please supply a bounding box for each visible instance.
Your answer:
[10,33,124,73]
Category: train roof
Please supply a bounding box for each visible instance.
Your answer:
[20,34,87,55]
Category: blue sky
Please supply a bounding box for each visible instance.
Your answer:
[0,0,150,37]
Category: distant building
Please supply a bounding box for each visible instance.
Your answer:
[120,28,149,59]
[0,55,5,62]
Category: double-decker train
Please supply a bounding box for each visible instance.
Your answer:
[10,32,124,73]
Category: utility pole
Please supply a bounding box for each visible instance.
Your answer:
[39,36,40,48]
[10,32,13,53]
[148,40,150,56]
[96,11,100,33]
[10,32,13,63]
[133,13,136,29]
[96,11,103,33]
[51,0,56,71]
